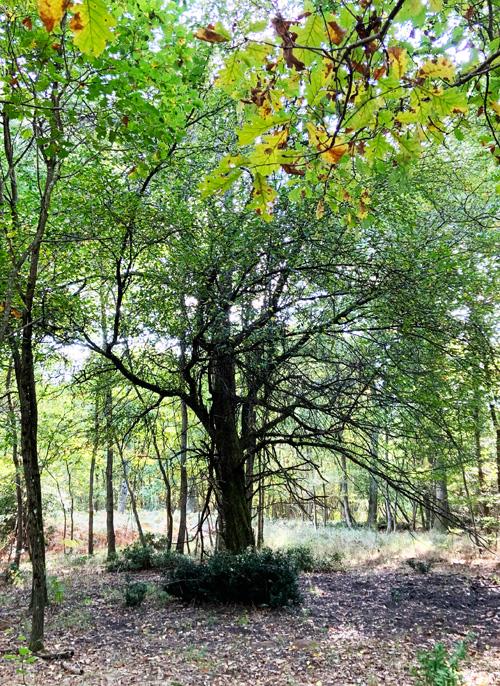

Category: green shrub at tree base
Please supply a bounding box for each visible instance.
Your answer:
[107,540,184,572]
[164,549,301,608]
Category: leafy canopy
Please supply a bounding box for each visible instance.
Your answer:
[196,0,500,219]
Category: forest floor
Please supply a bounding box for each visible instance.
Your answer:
[0,555,499,686]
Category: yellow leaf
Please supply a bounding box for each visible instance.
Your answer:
[490,100,500,116]
[419,56,455,81]
[388,47,408,79]
[315,199,325,219]
[37,0,65,33]
[70,0,116,57]
[321,142,348,164]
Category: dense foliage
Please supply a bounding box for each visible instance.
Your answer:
[165,549,301,608]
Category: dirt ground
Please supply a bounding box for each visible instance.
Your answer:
[1,560,499,686]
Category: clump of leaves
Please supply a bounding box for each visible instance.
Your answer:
[286,545,316,572]
[0,487,16,547]
[47,575,65,604]
[124,580,148,607]
[286,545,344,573]
[107,541,184,572]
[407,558,433,574]
[414,640,468,686]
[165,548,301,608]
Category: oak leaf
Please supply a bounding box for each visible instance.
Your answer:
[38,0,66,33]
[327,21,346,46]
[194,23,230,43]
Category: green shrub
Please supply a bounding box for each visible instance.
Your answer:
[286,546,344,573]
[165,548,301,608]
[414,641,468,686]
[143,533,171,550]
[0,487,16,547]
[47,575,65,604]
[124,580,148,607]
[286,545,316,572]
[107,542,154,571]
[107,540,184,572]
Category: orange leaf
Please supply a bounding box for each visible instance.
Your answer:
[321,140,348,164]
[194,25,229,43]
[327,21,346,46]
[37,0,66,33]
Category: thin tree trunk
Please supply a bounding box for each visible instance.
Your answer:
[433,457,451,532]
[176,397,189,553]
[104,385,116,559]
[367,475,378,529]
[340,454,354,528]
[385,487,393,533]
[489,400,500,494]
[88,401,99,555]
[473,402,489,517]
[6,364,23,569]
[367,430,379,529]
[151,428,173,549]
[117,445,146,546]
[66,463,74,549]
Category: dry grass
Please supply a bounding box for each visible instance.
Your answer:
[263,518,490,568]
[43,510,498,571]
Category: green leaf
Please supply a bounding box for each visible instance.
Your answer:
[238,114,290,146]
[295,14,326,66]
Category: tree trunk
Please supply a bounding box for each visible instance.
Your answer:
[88,401,99,556]
[6,364,23,569]
[367,475,378,529]
[12,335,46,652]
[176,398,189,553]
[104,385,116,559]
[211,350,254,552]
[118,469,128,514]
[367,430,379,528]
[473,402,489,517]
[489,400,500,494]
[340,454,354,528]
[151,428,173,549]
[118,445,146,546]
[66,463,74,549]
[433,457,451,532]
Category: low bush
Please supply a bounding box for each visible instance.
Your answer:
[165,548,301,608]
[286,545,344,573]
[414,640,468,686]
[124,580,148,607]
[107,540,184,572]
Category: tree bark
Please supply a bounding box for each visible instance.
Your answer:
[211,350,254,552]
[433,457,451,532]
[367,430,379,528]
[12,335,46,652]
[176,398,189,553]
[88,401,99,555]
[489,400,500,494]
[6,364,23,569]
[104,385,116,559]
[367,475,378,529]
[340,454,355,528]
